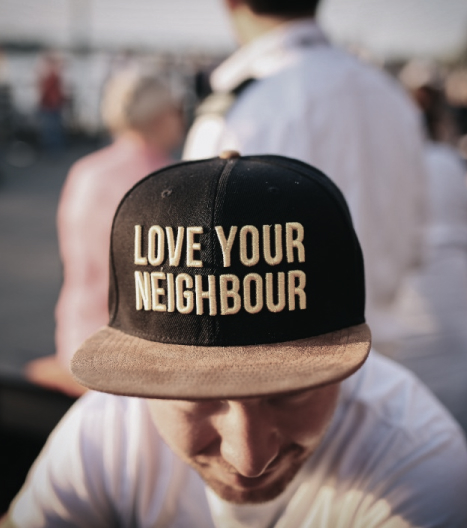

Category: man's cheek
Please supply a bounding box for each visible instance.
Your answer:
[183,422,220,457]
[279,416,334,446]
[160,419,217,458]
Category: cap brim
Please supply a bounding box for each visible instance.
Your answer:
[71,323,371,399]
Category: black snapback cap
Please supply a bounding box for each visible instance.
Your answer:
[71,152,371,398]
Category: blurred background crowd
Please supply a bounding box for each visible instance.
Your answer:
[1,0,467,514]
[0,0,466,163]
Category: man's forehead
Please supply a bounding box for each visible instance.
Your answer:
[146,381,341,405]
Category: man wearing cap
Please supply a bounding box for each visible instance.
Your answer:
[3,153,466,527]
[183,0,428,354]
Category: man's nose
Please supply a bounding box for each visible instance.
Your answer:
[218,401,280,478]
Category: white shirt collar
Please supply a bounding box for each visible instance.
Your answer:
[210,19,328,93]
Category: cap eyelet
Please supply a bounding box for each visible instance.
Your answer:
[219,150,241,159]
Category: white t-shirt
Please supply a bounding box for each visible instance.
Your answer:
[183,19,428,350]
[8,352,467,527]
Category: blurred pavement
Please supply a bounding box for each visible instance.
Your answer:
[0,141,100,377]
[0,141,103,513]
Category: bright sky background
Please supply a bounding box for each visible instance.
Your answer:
[0,0,466,61]
[319,0,467,61]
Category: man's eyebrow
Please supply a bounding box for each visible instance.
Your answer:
[148,383,335,405]
[177,388,312,404]
[267,387,313,399]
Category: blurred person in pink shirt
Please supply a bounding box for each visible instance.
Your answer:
[25,69,185,396]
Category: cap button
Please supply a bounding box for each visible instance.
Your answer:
[219,150,241,160]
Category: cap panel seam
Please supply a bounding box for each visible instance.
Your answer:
[212,158,239,260]
[247,157,354,227]
[209,158,239,340]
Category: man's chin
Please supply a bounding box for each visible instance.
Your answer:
[206,475,293,504]
[201,459,307,505]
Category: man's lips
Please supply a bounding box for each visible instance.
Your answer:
[191,443,308,490]
[195,449,297,490]
[218,468,278,489]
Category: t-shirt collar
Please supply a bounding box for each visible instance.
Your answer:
[210,19,328,93]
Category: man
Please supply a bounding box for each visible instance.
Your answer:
[3,153,466,527]
[184,0,428,352]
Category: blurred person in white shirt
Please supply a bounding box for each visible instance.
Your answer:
[184,0,428,354]
[391,60,467,432]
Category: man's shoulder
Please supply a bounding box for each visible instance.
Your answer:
[67,143,116,179]
[77,390,146,411]
[425,141,467,178]
[44,392,163,478]
[232,46,417,129]
[334,351,467,484]
[60,144,120,206]
[66,391,151,433]
[311,352,467,525]
[341,351,462,438]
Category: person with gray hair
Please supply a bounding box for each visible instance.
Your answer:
[100,69,181,143]
[25,68,184,396]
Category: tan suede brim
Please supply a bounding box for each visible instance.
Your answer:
[70,323,371,399]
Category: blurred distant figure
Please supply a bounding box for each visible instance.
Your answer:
[0,48,12,146]
[37,53,66,154]
[184,0,428,352]
[26,69,184,396]
[445,68,467,162]
[392,60,467,431]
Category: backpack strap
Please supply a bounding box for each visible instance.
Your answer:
[195,78,256,119]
